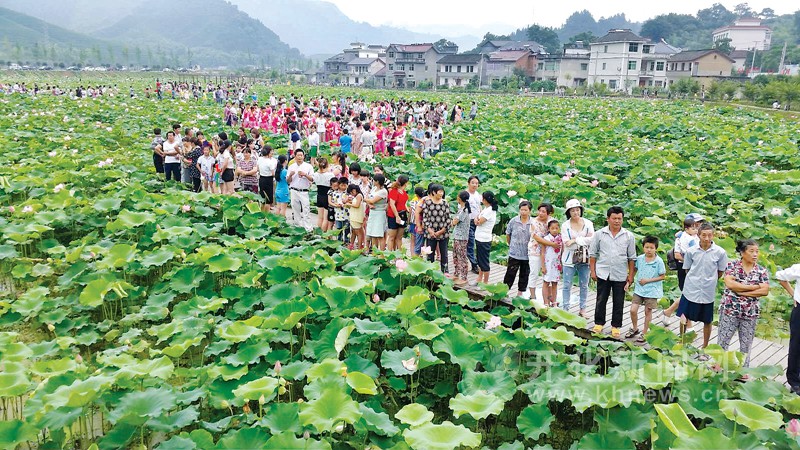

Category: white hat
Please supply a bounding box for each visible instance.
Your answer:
[565,198,584,218]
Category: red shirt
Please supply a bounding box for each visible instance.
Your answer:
[387,188,409,218]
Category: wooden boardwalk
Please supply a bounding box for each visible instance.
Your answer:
[449,252,790,384]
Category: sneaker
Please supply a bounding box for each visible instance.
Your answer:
[624,328,640,339]
[591,324,603,334]
[661,313,673,327]
[521,290,531,300]
[695,354,710,362]
[611,327,621,339]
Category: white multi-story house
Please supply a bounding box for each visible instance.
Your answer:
[384,42,458,88]
[713,18,772,51]
[588,30,678,92]
[345,58,386,86]
[535,42,590,87]
[437,53,485,88]
[320,43,386,83]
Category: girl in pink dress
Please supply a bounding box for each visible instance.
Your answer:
[375,123,386,156]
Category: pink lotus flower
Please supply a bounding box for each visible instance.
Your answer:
[372,294,380,303]
[395,259,408,273]
[562,175,571,181]
[490,145,497,151]
[75,353,83,364]
[590,180,599,187]
[401,357,418,372]
[420,246,432,257]
[656,177,663,182]
[787,418,800,437]
[182,204,191,213]
[8,206,14,213]
[274,361,282,375]
[569,159,576,165]
[769,244,776,251]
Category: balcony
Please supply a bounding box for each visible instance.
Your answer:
[394,56,426,64]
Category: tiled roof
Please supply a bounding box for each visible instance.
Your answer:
[347,58,380,66]
[391,44,433,52]
[487,50,531,62]
[324,53,347,63]
[594,29,646,44]
[729,50,749,59]
[437,53,483,64]
[669,49,735,63]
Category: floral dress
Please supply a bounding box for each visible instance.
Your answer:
[542,233,563,283]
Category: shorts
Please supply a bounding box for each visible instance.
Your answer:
[632,294,658,309]
[675,295,714,324]
[387,216,406,230]
[476,241,491,272]
[221,168,235,182]
[350,221,363,230]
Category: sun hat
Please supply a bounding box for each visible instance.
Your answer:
[565,199,584,219]
[686,213,704,222]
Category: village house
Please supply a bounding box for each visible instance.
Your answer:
[587,29,678,92]
[437,53,485,88]
[666,49,736,90]
[319,43,386,84]
[383,42,458,88]
[713,17,772,51]
[534,42,590,87]
[476,39,546,55]
[484,49,538,85]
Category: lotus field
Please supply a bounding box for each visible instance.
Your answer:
[0,82,799,449]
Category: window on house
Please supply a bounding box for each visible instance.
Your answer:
[409,64,414,71]
[399,64,405,71]
[656,80,663,87]
[649,61,655,71]
[545,62,557,71]
[628,61,637,70]
[643,45,652,54]
[457,65,461,72]
[580,63,588,70]
[681,63,686,71]
[609,79,617,89]
[538,62,544,70]
[602,63,607,70]
[388,64,393,70]
[388,52,394,58]
[629,43,639,52]
[656,61,664,71]
[600,79,605,84]
[467,65,474,73]
[604,45,608,53]
[424,66,428,71]
[417,53,423,60]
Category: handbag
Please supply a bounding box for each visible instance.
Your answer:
[398,210,409,223]
[666,248,679,270]
[568,227,590,265]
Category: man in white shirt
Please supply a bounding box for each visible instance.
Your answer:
[162,131,182,182]
[359,123,376,161]
[777,263,800,394]
[286,149,315,232]
[430,122,443,156]
[315,114,327,144]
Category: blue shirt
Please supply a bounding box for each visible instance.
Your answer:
[634,254,666,299]
[683,243,729,304]
[339,135,352,153]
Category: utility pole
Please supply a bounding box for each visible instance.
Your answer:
[779,41,787,74]
[750,41,758,75]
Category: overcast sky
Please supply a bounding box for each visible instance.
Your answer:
[326,0,797,34]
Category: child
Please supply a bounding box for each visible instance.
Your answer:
[627,236,666,343]
[288,123,301,156]
[408,186,425,256]
[274,155,290,218]
[345,184,366,250]
[327,178,339,237]
[541,219,563,307]
[422,131,432,159]
[663,215,701,322]
[308,129,320,164]
[451,190,472,285]
[331,177,350,244]
[339,128,352,155]
[197,145,216,193]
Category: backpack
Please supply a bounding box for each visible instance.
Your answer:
[666,248,679,270]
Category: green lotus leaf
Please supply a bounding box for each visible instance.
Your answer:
[322,275,374,292]
[206,253,242,273]
[408,322,445,340]
[534,326,584,347]
[107,209,156,231]
[0,419,39,449]
[594,404,652,443]
[542,306,588,329]
[395,403,434,427]
[259,403,301,435]
[353,318,397,335]
[635,361,675,390]
[114,356,175,380]
[703,344,744,370]
[736,380,786,406]
[147,406,200,433]
[79,277,133,307]
[0,244,19,260]
[218,321,263,343]
[569,377,644,412]
[402,421,481,450]
[232,376,280,402]
[670,427,738,450]
[107,388,177,426]
[458,370,516,402]
[357,404,400,436]
[306,359,346,382]
[93,197,123,212]
[654,403,697,437]
[44,375,115,409]
[141,248,177,268]
[334,324,356,356]
[156,435,197,450]
[449,391,505,420]
[215,427,270,450]
[381,344,442,376]
[11,286,49,316]
[298,386,362,433]
[437,284,470,305]
[719,399,782,431]
[400,258,439,277]
[576,431,635,450]
[0,365,30,397]
[379,286,431,316]
[516,403,554,440]
[432,327,484,370]
[346,371,377,395]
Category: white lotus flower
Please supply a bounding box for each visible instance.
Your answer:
[401,358,418,372]
[48,151,57,157]
[22,205,33,213]
[485,315,502,330]
[726,208,734,214]
[64,136,71,141]
[507,190,517,198]
[470,158,477,165]
[53,183,65,193]
[771,208,783,216]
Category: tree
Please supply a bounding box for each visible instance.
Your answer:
[759,8,775,20]
[713,37,733,54]
[526,24,560,54]
[559,10,596,42]
[696,3,736,29]
[569,32,596,44]
[734,3,754,18]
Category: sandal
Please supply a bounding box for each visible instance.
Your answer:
[624,328,640,339]
[636,334,646,344]
[611,328,621,339]
[591,324,603,334]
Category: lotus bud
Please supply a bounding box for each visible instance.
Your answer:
[23,205,33,213]
[7,206,14,213]
[75,353,83,364]
[182,204,191,213]
[47,323,55,332]
[769,244,776,252]
[295,322,302,329]
[340,367,348,377]
[414,347,421,357]
[787,419,800,437]
[208,318,214,324]
[297,398,304,403]
[334,423,345,433]
[395,259,408,273]
[274,361,282,375]
[124,339,131,346]
[303,431,310,439]
[278,386,287,395]
[372,294,380,303]
[242,404,251,414]
[220,400,229,408]
[258,394,266,405]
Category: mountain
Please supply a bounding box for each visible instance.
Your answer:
[0,6,114,65]
[230,0,478,55]
[0,0,304,68]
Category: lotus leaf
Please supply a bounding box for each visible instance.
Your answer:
[395,403,434,427]
[449,391,505,420]
[402,421,481,450]
[719,399,783,431]
[298,386,362,433]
